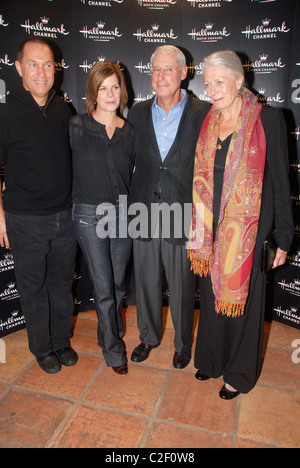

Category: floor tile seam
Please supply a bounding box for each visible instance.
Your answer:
[231,395,241,448]
[142,415,238,447]
[9,382,81,405]
[139,367,174,448]
[45,400,84,448]
[59,398,153,423]
[255,381,300,395]
[0,357,36,388]
[235,436,288,449]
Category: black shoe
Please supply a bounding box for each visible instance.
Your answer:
[219,384,240,400]
[55,347,78,367]
[36,352,61,374]
[173,351,191,369]
[131,343,155,363]
[112,364,128,375]
[195,370,210,381]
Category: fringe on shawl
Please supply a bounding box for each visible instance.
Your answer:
[189,252,211,277]
[215,300,245,318]
[188,252,245,318]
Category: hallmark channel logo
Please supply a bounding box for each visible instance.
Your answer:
[241,18,290,40]
[187,0,232,8]
[287,250,300,267]
[0,54,14,70]
[20,16,70,38]
[256,87,284,106]
[79,20,122,42]
[0,14,9,27]
[0,310,25,334]
[79,56,106,74]
[0,253,14,274]
[81,0,124,5]
[188,22,230,42]
[291,128,300,141]
[243,54,286,75]
[136,0,177,10]
[273,306,300,328]
[135,61,152,75]
[277,279,300,297]
[0,282,19,302]
[133,24,178,43]
[134,92,156,102]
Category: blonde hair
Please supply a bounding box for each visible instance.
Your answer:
[85,61,128,116]
[150,45,186,69]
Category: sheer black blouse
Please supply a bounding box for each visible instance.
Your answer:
[69,114,135,205]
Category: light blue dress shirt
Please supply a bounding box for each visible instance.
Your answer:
[152,89,187,162]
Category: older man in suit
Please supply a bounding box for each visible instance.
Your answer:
[128,45,209,368]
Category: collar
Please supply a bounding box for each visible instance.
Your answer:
[152,89,187,111]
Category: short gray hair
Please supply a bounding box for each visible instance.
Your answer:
[150,46,186,69]
[203,50,245,89]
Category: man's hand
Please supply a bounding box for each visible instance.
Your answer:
[272,247,287,269]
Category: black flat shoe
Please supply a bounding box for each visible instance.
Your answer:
[112,364,128,375]
[195,370,210,381]
[131,343,155,363]
[36,352,61,374]
[55,347,78,367]
[219,384,240,400]
[173,351,191,369]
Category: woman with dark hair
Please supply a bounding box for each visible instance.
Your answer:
[70,62,134,374]
[188,50,293,399]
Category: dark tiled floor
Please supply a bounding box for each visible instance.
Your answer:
[0,306,299,448]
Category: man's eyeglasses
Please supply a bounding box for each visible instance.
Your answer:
[152,67,180,75]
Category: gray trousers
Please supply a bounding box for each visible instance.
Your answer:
[133,235,196,353]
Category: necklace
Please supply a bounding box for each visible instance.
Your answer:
[217,138,223,150]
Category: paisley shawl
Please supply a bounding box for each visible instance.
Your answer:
[188,89,267,317]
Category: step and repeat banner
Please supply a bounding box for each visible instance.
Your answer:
[0,0,299,336]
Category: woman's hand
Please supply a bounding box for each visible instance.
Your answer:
[272,247,287,269]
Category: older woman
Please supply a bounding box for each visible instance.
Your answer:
[188,51,293,399]
[70,62,134,374]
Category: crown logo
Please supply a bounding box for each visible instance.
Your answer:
[262,18,271,26]
[259,53,268,61]
[11,311,18,317]
[41,17,49,24]
[152,24,160,31]
[97,21,105,29]
[258,88,266,95]
[205,22,214,30]
[8,282,15,289]
[98,56,106,62]
[4,253,13,261]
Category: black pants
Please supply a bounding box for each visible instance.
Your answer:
[195,266,266,393]
[5,209,77,357]
[133,236,196,354]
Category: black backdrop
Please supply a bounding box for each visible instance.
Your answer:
[0,0,299,336]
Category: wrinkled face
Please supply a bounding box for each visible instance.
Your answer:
[203,65,244,112]
[152,51,187,100]
[15,42,55,106]
[95,74,121,113]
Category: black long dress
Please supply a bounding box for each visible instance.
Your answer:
[194,106,294,394]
